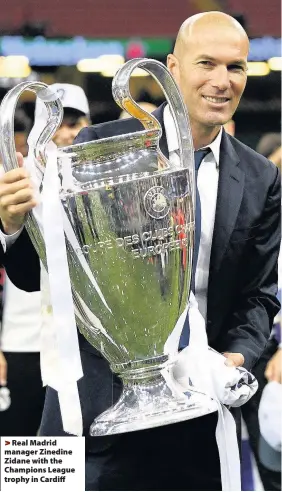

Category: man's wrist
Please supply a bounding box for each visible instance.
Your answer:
[0,225,24,251]
[1,221,22,235]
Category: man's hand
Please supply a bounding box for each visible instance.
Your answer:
[223,352,245,367]
[0,351,7,386]
[265,348,282,383]
[0,152,36,234]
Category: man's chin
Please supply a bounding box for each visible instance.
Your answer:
[201,115,230,128]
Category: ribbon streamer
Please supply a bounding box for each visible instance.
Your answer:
[25,137,84,436]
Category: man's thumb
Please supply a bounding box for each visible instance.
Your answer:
[224,357,235,367]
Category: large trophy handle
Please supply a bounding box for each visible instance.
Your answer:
[0,81,63,173]
[0,81,63,268]
[112,58,194,193]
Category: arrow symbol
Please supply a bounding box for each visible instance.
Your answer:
[5,441,10,445]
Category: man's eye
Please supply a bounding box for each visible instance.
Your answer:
[228,65,245,72]
[198,61,213,67]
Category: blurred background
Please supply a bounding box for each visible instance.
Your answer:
[0,0,280,149]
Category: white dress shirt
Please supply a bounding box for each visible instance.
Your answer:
[163,105,222,320]
[1,274,41,352]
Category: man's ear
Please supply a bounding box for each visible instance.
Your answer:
[167,54,180,84]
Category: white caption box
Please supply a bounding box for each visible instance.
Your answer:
[0,437,85,491]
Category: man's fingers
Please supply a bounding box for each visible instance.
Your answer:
[0,157,34,233]
[0,178,33,198]
[0,167,29,184]
[8,200,37,216]
[0,188,35,208]
[223,352,244,367]
[224,357,235,367]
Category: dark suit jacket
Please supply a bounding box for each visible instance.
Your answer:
[3,104,280,441]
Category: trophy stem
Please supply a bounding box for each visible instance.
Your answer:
[90,363,217,436]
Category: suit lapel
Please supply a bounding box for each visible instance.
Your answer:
[209,130,245,274]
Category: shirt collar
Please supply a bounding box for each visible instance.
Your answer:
[163,104,222,167]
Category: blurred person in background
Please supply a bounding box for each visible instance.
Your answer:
[119,101,157,120]
[265,335,282,384]
[257,132,281,169]
[33,83,90,147]
[0,264,44,435]
[258,378,282,475]
[0,12,280,490]
[0,84,90,436]
[241,333,281,490]
[223,119,235,137]
[258,288,281,476]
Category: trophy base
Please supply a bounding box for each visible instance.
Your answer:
[90,374,218,436]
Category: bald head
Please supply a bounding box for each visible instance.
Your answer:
[174,12,249,58]
[167,11,249,149]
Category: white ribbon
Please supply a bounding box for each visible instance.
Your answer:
[163,293,243,491]
[41,142,83,435]
[25,136,84,436]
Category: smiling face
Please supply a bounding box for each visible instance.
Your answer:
[167,15,249,135]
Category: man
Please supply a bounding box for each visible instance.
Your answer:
[0,12,280,491]
[0,84,91,437]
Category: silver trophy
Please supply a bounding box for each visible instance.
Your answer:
[0,59,216,436]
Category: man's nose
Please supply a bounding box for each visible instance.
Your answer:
[211,66,231,91]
